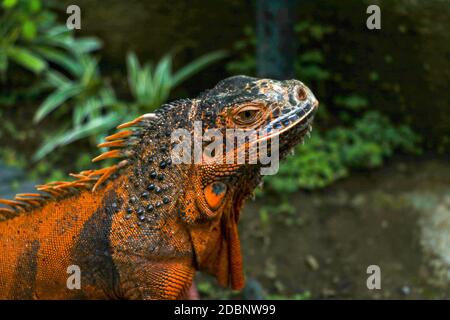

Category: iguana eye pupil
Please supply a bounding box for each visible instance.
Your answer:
[242,110,256,120]
[234,108,259,125]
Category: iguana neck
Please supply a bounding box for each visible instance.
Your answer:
[112,141,179,225]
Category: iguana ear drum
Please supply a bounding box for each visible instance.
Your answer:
[204,182,227,210]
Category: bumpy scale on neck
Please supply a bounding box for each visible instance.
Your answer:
[107,99,195,240]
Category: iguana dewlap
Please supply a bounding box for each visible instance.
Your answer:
[0,76,318,299]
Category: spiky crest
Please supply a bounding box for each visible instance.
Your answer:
[0,113,159,221]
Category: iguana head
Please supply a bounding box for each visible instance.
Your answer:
[195,75,318,158]
[169,75,318,289]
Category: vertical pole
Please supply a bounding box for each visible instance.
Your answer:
[256,0,297,80]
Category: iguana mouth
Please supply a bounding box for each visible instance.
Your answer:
[231,99,318,161]
[255,99,318,145]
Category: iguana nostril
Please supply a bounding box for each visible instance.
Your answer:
[297,86,307,101]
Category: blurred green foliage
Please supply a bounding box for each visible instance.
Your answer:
[33,51,226,161]
[0,0,100,76]
[125,51,227,112]
[227,21,421,192]
[0,0,226,168]
[267,291,311,300]
[0,2,422,190]
[269,112,420,192]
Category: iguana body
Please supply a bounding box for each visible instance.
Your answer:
[0,76,318,299]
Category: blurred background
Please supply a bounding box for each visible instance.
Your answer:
[0,0,449,299]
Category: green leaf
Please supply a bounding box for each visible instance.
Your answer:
[22,20,37,40]
[28,0,41,12]
[73,37,102,53]
[46,25,71,37]
[7,46,47,73]
[72,88,117,127]
[33,46,80,75]
[126,52,140,94]
[126,52,156,104]
[34,83,83,123]
[172,50,227,87]
[80,56,99,86]
[33,114,120,161]
[152,54,172,105]
[296,64,330,81]
[2,0,17,8]
[73,99,98,126]
[334,95,368,111]
[45,70,70,87]
[0,53,8,73]
[127,52,152,102]
[299,50,324,64]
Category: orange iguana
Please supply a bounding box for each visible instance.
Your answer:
[0,76,318,299]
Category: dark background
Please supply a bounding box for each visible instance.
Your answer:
[63,0,449,148]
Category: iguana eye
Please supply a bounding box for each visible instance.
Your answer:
[233,107,261,125]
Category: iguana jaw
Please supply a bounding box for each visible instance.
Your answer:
[188,180,247,291]
[253,98,317,145]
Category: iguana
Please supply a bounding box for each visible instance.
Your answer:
[0,75,318,299]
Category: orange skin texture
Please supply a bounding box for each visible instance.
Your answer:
[0,180,111,299]
[0,136,243,300]
[0,174,196,299]
[0,152,247,300]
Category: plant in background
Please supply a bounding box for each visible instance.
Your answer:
[0,0,109,165]
[1,0,227,178]
[227,21,421,192]
[226,26,257,76]
[1,0,50,75]
[268,134,347,191]
[267,112,420,192]
[0,0,100,78]
[32,50,226,160]
[126,51,227,112]
[1,0,110,161]
[32,54,120,161]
